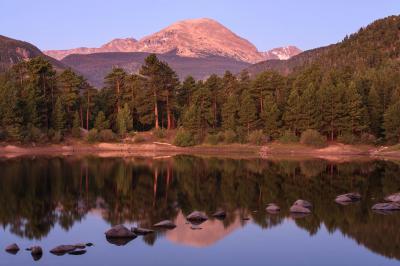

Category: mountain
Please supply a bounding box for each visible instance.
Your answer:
[44,18,300,63]
[261,46,302,60]
[246,15,400,76]
[61,51,250,87]
[0,35,65,72]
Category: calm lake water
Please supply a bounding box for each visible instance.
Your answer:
[0,155,399,266]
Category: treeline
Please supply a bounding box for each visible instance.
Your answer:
[0,52,400,145]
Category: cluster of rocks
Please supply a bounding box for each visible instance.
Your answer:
[372,192,400,212]
[264,200,313,217]
[5,242,93,261]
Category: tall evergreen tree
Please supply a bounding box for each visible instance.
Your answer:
[239,90,257,135]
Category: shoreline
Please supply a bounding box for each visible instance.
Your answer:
[0,142,399,160]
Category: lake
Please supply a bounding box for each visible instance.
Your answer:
[0,155,399,266]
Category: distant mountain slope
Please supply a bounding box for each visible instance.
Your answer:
[0,35,65,71]
[61,51,250,87]
[44,18,301,63]
[247,15,400,76]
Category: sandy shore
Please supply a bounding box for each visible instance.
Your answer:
[0,141,399,159]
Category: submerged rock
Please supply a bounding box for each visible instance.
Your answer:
[212,210,226,219]
[153,220,176,229]
[384,192,400,202]
[131,227,155,235]
[186,211,208,222]
[372,202,400,211]
[5,243,20,254]
[335,193,361,204]
[69,249,87,255]
[266,203,280,213]
[50,245,77,255]
[105,225,136,239]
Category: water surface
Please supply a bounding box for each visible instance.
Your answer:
[0,155,399,266]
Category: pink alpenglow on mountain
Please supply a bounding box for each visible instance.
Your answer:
[43,18,301,63]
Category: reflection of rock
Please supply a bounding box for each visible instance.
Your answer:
[69,250,87,255]
[131,227,155,235]
[30,246,43,261]
[266,203,280,213]
[5,243,20,254]
[106,237,134,246]
[105,225,136,238]
[212,210,226,219]
[153,220,176,229]
[372,202,400,211]
[186,211,208,222]
[166,211,243,247]
[335,193,361,204]
[50,245,77,256]
[290,199,312,214]
[385,192,400,203]
[293,199,312,209]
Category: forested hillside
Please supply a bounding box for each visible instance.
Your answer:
[0,15,399,146]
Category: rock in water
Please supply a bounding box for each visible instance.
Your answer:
[86,243,94,247]
[153,220,176,229]
[335,193,361,203]
[212,210,226,219]
[384,192,400,202]
[186,211,208,222]
[69,250,87,255]
[293,199,312,209]
[105,225,136,238]
[5,243,20,254]
[266,203,280,213]
[30,246,43,261]
[50,245,77,255]
[290,205,312,214]
[372,202,400,211]
[74,243,86,249]
[131,227,155,235]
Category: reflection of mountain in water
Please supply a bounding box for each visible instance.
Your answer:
[166,211,243,247]
[0,156,400,260]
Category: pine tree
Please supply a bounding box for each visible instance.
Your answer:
[52,97,66,132]
[262,95,280,139]
[383,101,400,143]
[239,90,257,135]
[72,111,81,138]
[222,94,239,131]
[368,86,383,136]
[117,103,133,135]
[283,89,301,134]
[94,111,110,131]
[344,82,366,135]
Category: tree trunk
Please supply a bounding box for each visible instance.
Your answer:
[86,90,90,130]
[167,93,172,130]
[154,91,159,129]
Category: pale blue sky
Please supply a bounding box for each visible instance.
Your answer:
[1,0,399,51]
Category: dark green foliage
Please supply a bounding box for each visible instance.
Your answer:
[71,111,81,138]
[248,130,265,145]
[173,128,195,147]
[383,101,400,143]
[205,134,219,145]
[223,130,237,144]
[300,129,327,147]
[94,111,110,131]
[153,128,166,139]
[279,130,299,143]
[98,129,116,142]
[52,97,65,132]
[87,129,98,143]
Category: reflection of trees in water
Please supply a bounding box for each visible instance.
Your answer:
[0,156,400,259]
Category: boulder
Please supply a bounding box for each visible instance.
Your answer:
[69,250,87,255]
[105,225,136,239]
[384,192,400,202]
[335,193,361,203]
[5,243,20,254]
[186,211,208,222]
[290,204,312,214]
[266,203,280,213]
[293,199,312,209]
[50,245,77,255]
[30,246,43,261]
[131,227,155,235]
[212,210,226,219]
[372,202,400,211]
[153,220,176,229]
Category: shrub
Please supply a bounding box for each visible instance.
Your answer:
[52,131,63,143]
[153,128,167,139]
[28,126,44,142]
[360,133,377,144]
[279,130,299,143]
[205,134,219,145]
[72,127,81,138]
[248,130,265,145]
[87,129,98,143]
[337,133,357,144]
[98,129,116,142]
[224,130,237,144]
[300,129,327,147]
[133,135,146,143]
[174,129,195,147]
[48,128,55,140]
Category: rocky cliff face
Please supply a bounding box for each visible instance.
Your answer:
[44,18,301,63]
